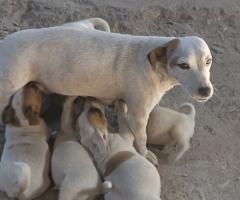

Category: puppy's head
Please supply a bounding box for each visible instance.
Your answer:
[2,82,44,127]
[148,36,213,102]
[74,97,108,156]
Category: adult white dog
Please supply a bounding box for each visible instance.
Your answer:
[0,23,213,164]
[75,97,161,200]
[0,83,50,199]
[52,97,109,200]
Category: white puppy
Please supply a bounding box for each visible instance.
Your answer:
[147,103,196,161]
[62,17,110,32]
[0,25,213,164]
[75,98,161,200]
[0,83,51,199]
[52,97,109,200]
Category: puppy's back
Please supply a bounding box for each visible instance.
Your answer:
[52,141,100,186]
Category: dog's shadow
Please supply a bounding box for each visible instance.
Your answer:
[147,144,170,164]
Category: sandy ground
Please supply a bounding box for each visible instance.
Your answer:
[0,0,239,199]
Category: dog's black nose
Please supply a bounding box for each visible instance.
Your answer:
[198,87,211,97]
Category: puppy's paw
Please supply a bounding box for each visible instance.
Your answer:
[146,150,159,166]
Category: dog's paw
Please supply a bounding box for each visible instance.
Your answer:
[146,150,159,166]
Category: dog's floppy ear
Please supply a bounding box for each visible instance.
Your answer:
[88,107,107,130]
[2,104,20,126]
[147,38,180,71]
[87,107,108,154]
[23,84,43,125]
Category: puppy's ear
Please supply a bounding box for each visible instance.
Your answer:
[2,105,20,126]
[88,107,107,130]
[147,38,180,71]
[87,107,108,155]
[23,84,43,125]
[24,105,40,125]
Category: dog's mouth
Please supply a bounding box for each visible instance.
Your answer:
[193,96,210,103]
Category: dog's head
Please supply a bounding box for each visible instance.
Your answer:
[74,97,108,156]
[148,36,213,102]
[2,82,44,127]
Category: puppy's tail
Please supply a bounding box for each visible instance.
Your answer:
[86,18,111,32]
[0,161,30,198]
[178,102,196,120]
[101,180,113,193]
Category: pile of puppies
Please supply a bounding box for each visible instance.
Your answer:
[0,17,213,200]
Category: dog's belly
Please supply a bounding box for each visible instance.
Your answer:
[38,71,121,99]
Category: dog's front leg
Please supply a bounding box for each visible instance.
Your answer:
[126,107,158,165]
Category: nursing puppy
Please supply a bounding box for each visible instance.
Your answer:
[147,103,196,161]
[0,26,213,164]
[52,97,107,200]
[75,98,161,200]
[62,17,110,32]
[0,83,50,199]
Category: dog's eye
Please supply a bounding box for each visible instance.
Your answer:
[178,63,190,70]
[206,58,212,65]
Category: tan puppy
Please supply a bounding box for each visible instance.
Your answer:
[75,98,161,200]
[52,97,109,200]
[147,103,196,161]
[0,83,50,200]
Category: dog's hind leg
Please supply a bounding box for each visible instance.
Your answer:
[175,140,190,161]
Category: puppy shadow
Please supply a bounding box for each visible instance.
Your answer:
[35,188,58,200]
[0,191,13,200]
[147,144,170,164]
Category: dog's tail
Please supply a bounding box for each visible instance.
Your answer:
[0,161,30,198]
[101,180,113,193]
[85,18,111,32]
[63,18,110,32]
[178,102,196,120]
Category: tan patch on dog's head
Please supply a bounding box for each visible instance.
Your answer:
[88,107,107,130]
[22,83,43,125]
[148,38,180,71]
[2,96,20,126]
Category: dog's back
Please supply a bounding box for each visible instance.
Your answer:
[1,128,50,199]
[102,134,161,200]
[105,154,161,200]
[52,141,101,187]
[52,137,102,200]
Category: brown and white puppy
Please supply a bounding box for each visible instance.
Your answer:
[51,97,110,200]
[147,103,196,161]
[0,25,213,165]
[0,83,51,200]
[75,98,161,200]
